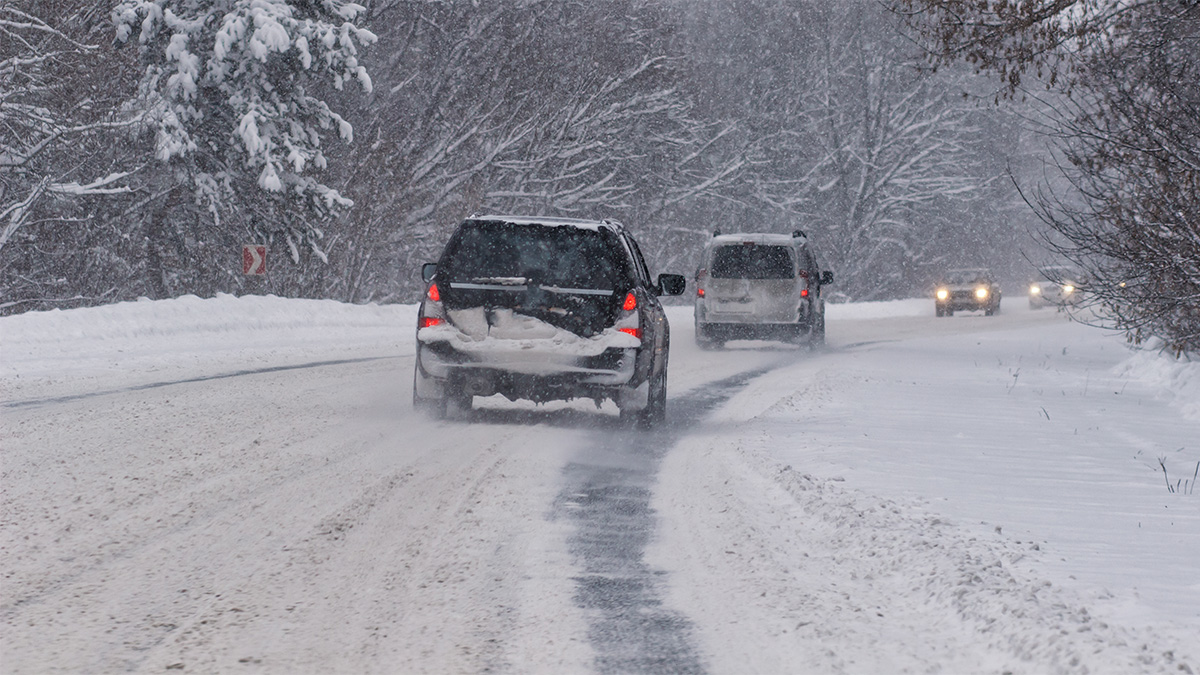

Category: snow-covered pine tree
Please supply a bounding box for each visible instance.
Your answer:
[113,0,376,263]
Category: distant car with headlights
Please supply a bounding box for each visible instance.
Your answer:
[935,268,1001,316]
[1028,265,1084,309]
[693,230,833,348]
[413,215,686,428]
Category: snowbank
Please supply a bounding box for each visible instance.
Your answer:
[1118,347,1200,421]
[0,294,415,400]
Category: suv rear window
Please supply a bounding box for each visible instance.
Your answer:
[440,222,628,290]
[710,245,795,279]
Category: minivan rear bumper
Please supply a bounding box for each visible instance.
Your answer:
[696,321,810,342]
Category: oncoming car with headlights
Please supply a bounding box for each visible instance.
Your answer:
[1029,265,1084,309]
[413,215,686,428]
[935,268,1002,317]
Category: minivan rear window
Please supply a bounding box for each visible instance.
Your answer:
[710,245,795,279]
[440,222,628,290]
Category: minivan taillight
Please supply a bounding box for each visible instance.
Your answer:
[420,317,443,328]
[427,283,441,302]
[623,292,637,311]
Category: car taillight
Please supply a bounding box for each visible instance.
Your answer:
[697,288,705,297]
[420,282,446,330]
[800,288,809,298]
[616,290,641,340]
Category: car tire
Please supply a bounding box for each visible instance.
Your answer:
[809,313,826,348]
[444,389,473,420]
[412,368,447,419]
[695,323,722,350]
[622,365,666,430]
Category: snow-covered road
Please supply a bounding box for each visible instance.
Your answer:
[2,297,1198,673]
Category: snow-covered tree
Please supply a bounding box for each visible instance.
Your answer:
[1,3,137,256]
[2,0,1048,310]
[324,0,743,302]
[676,1,1007,300]
[791,9,992,299]
[899,0,1200,353]
[1027,6,1200,354]
[112,0,376,263]
[0,1,148,313]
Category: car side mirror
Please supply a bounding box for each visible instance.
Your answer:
[657,273,686,296]
[421,262,437,283]
[820,270,834,285]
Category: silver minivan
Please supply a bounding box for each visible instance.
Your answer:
[693,231,833,348]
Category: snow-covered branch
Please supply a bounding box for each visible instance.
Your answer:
[113,0,376,226]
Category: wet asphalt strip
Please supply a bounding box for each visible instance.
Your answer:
[554,365,776,674]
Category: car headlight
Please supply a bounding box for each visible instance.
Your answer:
[1029,284,1040,294]
[975,287,989,299]
[936,288,949,300]
[1062,284,1075,294]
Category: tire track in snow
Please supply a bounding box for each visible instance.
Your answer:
[554,366,774,674]
[1,356,397,409]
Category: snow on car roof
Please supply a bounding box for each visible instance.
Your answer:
[468,215,622,232]
[709,232,802,246]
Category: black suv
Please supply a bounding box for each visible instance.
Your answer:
[413,215,686,427]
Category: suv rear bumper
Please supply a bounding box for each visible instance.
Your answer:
[415,339,643,405]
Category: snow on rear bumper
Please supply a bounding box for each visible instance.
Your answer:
[416,323,640,385]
